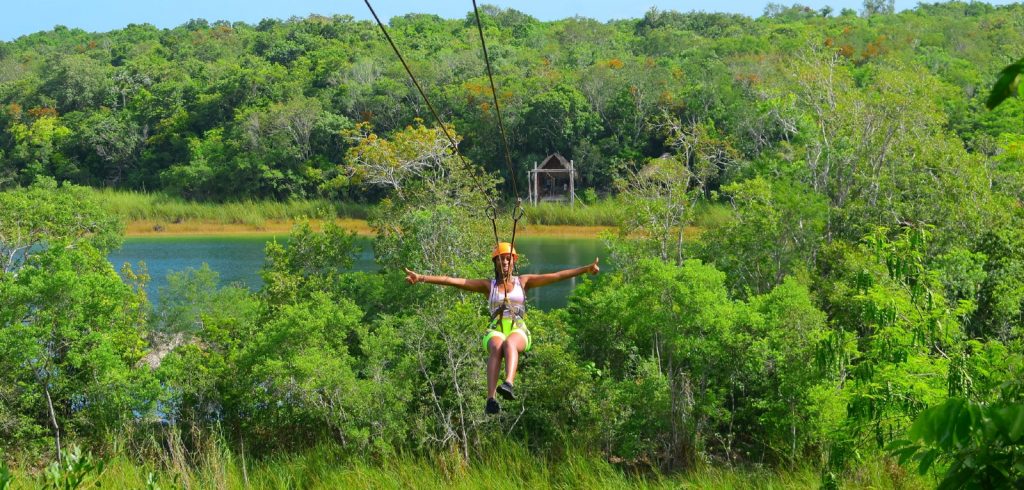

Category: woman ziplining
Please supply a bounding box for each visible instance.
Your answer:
[364,0,596,414]
[404,243,599,414]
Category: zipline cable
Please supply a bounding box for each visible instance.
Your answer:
[365,0,526,275]
[471,1,525,288]
[471,0,519,201]
[363,0,468,167]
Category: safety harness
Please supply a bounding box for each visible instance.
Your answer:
[487,199,526,328]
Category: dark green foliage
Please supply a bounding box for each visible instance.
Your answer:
[970,228,1024,340]
[565,257,836,467]
[701,177,827,295]
[0,243,155,453]
[237,293,407,453]
[512,310,604,449]
[986,59,1023,109]
[522,84,601,158]
[889,398,1024,489]
[155,220,410,457]
[638,8,753,38]
[0,461,11,490]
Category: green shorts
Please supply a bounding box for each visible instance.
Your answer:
[482,318,532,352]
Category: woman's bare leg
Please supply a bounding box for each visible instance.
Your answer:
[502,332,528,385]
[487,336,504,398]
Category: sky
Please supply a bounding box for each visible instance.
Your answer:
[0,0,1017,42]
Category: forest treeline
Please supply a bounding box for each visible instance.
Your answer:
[1,1,1024,488]
[0,2,1021,200]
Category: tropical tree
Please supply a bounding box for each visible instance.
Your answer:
[0,180,149,460]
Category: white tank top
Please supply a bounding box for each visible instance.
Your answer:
[489,277,526,319]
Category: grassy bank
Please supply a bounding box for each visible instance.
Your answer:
[86,188,371,225]
[121,219,616,238]
[87,190,729,238]
[122,218,377,237]
[3,441,926,489]
[525,200,623,226]
[91,189,627,229]
[88,190,626,237]
[524,199,731,229]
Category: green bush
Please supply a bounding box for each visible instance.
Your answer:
[889,398,1024,489]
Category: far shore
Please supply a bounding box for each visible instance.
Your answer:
[125,219,615,239]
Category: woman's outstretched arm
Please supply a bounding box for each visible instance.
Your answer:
[519,258,599,290]
[404,268,490,294]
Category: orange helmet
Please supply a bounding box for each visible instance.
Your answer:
[491,242,518,259]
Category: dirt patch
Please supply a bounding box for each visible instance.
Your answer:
[125,219,375,237]
[124,219,704,240]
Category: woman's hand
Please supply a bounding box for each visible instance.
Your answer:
[404,267,420,285]
[520,258,600,289]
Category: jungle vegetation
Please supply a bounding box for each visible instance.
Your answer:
[1,1,1023,488]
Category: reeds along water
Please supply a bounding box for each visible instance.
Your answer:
[86,188,370,226]
[90,189,735,235]
[524,200,624,226]
[89,189,625,228]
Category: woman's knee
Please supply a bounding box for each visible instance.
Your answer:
[505,333,526,353]
[487,337,504,355]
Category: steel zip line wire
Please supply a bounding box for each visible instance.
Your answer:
[471,0,519,201]
[363,0,468,167]
[470,1,526,270]
[364,0,526,257]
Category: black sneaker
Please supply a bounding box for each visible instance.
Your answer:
[485,397,500,415]
[497,381,516,401]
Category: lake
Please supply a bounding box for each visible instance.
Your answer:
[108,235,608,310]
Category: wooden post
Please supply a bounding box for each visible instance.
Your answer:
[533,161,538,205]
[569,159,575,208]
[527,167,532,204]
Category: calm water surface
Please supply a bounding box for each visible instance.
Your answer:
[108,236,607,310]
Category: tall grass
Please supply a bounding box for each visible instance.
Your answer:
[89,189,625,228]
[523,199,734,232]
[6,437,927,489]
[83,190,737,232]
[692,201,733,230]
[85,189,370,226]
[523,200,623,227]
